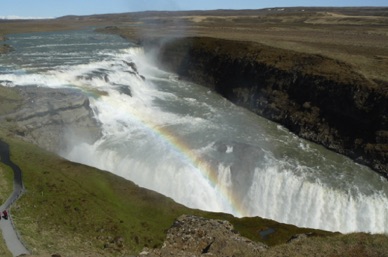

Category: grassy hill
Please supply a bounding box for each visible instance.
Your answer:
[0,125,332,256]
[1,118,387,256]
[0,86,332,255]
[1,8,388,256]
[0,83,386,257]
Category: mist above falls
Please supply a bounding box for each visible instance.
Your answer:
[1,30,387,234]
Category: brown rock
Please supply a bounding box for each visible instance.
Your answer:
[139,215,267,257]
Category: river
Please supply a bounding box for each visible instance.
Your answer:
[0,29,387,234]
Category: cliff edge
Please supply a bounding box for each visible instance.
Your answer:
[148,37,388,177]
[0,86,101,153]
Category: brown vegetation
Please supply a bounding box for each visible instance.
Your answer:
[2,8,388,86]
[1,7,388,256]
[96,8,388,87]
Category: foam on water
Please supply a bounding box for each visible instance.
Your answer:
[1,30,388,234]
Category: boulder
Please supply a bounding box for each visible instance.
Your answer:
[0,44,13,54]
[139,215,268,257]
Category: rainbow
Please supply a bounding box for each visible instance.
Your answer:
[74,56,247,217]
[132,108,245,217]
[91,89,246,217]
[164,128,247,215]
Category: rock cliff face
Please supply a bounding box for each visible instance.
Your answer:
[3,86,101,153]
[149,37,388,177]
[139,215,268,257]
[0,36,13,54]
[0,44,13,54]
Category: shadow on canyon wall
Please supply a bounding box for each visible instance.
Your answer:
[146,37,388,177]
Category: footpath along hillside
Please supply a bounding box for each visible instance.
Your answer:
[0,8,388,256]
[0,140,30,256]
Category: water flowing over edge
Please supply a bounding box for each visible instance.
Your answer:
[1,31,388,234]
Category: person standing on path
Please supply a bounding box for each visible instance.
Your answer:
[2,210,8,220]
[0,140,30,256]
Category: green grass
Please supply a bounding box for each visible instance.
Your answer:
[0,38,387,257]
[0,41,387,257]
[0,164,14,206]
[4,136,188,256]
[4,134,386,257]
[0,237,12,257]
[263,233,388,257]
[0,129,338,256]
[0,165,13,257]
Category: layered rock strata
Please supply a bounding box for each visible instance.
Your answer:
[2,86,101,153]
[149,37,388,177]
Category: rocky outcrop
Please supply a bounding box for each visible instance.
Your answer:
[3,86,101,153]
[139,215,268,257]
[0,44,13,54]
[148,37,388,177]
[0,35,12,54]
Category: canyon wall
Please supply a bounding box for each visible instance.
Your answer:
[2,87,101,153]
[147,37,388,177]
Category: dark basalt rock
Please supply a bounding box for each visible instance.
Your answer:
[149,36,388,178]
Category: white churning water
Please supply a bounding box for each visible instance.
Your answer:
[1,30,387,234]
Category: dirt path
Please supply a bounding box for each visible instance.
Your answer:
[0,140,30,256]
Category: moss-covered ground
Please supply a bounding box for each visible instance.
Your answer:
[0,8,388,255]
[0,83,335,256]
[0,86,335,255]
[2,129,387,257]
[0,165,13,257]
[0,129,336,256]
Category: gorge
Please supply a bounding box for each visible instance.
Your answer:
[0,8,388,256]
[149,36,388,178]
[1,29,387,236]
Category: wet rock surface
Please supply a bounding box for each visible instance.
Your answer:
[0,44,13,54]
[0,35,12,54]
[3,86,101,153]
[139,215,268,257]
[152,37,388,178]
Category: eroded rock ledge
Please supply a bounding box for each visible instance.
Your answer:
[0,36,13,54]
[0,44,13,54]
[3,86,101,153]
[139,215,268,257]
[147,37,388,177]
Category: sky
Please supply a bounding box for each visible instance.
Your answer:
[0,0,387,19]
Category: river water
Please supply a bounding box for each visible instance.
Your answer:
[1,30,387,234]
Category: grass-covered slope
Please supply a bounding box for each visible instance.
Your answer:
[3,133,189,256]
[263,233,388,257]
[5,132,388,257]
[0,165,13,257]
[0,131,335,256]
[0,8,388,254]
[0,86,335,256]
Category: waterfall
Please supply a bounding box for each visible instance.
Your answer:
[1,30,388,234]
